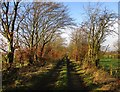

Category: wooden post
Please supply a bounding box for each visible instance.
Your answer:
[110,64,113,76]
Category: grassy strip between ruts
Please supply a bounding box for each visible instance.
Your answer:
[54,60,68,90]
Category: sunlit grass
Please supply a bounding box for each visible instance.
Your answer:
[76,69,85,74]
[54,61,67,90]
[70,58,119,91]
[70,61,101,91]
[100,58,120,77]
[100,58,120,69]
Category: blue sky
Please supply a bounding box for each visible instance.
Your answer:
[63,2,118,24]
[62,2,118,51]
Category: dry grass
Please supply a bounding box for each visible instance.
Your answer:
[72,61,120,91]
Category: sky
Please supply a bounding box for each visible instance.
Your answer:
[0,1,119,51]
[63,2,118,23]
[61,2,119,51]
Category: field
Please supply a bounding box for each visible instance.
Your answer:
[100,58,120,77]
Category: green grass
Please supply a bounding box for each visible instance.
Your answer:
[54,62,67,90]
[99,58,120,77]
[100,58,120,69]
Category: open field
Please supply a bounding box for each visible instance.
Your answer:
[100,58,120,77]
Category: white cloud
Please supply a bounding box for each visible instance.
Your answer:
[102,22,118,51]
[61,22,118,51]
[60,27,77,46]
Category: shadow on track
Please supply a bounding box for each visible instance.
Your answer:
[4,60,65,91]
[5,57,91,91]
[29,60,65,90]
[66,58,90,91]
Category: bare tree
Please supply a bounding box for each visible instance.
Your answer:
[82,3,117,67]
[0,2,22,67]
[19,2,74,64]
[18,3,42,64]
[70,27,88,62]
[38,2,74,58]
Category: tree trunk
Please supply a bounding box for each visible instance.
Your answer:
[35,54,38,62]
[29,32,34,64]
[7,41,14,67]
[29,55,34,64]
[40,44,45,58]
[35,44,38,62]
[29,48,34,64]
